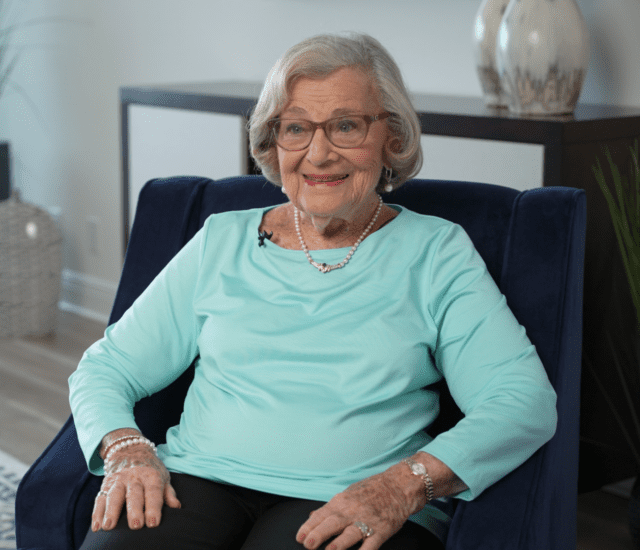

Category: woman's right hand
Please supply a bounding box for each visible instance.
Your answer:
[91,439,181,532]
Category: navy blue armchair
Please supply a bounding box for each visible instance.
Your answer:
[16,175,586,549]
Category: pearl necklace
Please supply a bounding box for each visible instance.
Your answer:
[294,194,383,273]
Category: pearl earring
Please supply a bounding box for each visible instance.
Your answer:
[383,166,394,193]
[281,186,286,194]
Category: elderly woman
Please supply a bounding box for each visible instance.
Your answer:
[70,33,556,550]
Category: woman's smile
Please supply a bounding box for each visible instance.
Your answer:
[276,67,392,231]
[303,173,349,186]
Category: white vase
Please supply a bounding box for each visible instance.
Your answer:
[473,0,511,107]
[496,0,590,115]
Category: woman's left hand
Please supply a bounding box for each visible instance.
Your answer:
[296,463,424,550]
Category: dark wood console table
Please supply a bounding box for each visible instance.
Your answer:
[120,81,640,491]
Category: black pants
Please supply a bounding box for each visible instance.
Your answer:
[79,473,444,550]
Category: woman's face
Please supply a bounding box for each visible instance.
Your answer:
[276,67,390,226]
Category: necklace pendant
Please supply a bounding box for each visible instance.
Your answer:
[311,260,336,273]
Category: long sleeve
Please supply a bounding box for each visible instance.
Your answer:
[420,223,558,500]
[68,205,556,542]
[68,222,206,475]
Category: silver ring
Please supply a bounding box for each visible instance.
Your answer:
[354,521,374,538]
[97,490,108,498]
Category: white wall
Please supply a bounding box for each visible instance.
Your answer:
[0,0,638,323]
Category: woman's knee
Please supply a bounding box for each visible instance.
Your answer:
[78,479,253,550]
[79,507,249,550]
[78,516,158,550]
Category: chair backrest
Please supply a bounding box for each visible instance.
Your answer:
[16,175,586,550]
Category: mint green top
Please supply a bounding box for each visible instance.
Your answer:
[69,205,557,542]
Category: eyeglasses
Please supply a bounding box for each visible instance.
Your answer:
[267,112,394,151]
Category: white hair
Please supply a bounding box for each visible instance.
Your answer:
[248,33,423,192]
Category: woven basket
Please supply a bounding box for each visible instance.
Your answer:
[0,190,62,337]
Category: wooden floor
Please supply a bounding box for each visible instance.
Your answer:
[0,309,634,549]
[0,309,106,465]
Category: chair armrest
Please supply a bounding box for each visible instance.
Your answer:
[446,187,586,550]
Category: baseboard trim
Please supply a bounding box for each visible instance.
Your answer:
[58,269,117,325]
[58,301,111,325]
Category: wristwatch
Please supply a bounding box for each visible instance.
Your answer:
[403,458,434,503]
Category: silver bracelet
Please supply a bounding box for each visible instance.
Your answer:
[104,436,157,470]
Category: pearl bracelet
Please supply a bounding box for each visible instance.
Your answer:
[104,436,157,470]
[102,435,141,458]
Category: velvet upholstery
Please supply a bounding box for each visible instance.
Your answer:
[15,175,586,550]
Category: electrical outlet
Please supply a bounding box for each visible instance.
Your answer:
[87,216,100,255]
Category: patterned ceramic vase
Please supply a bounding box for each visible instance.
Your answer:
[473,0,511,107]
[496,0,590,115]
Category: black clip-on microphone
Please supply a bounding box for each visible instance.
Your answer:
[258,230,273,247]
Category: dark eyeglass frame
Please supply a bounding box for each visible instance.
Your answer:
[267,112,394,151]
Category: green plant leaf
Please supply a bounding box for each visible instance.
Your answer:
[0,4,91,107]
[593,141,640,332]
[592,142,640,468]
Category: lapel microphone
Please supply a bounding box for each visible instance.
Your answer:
[258,230,273,247]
